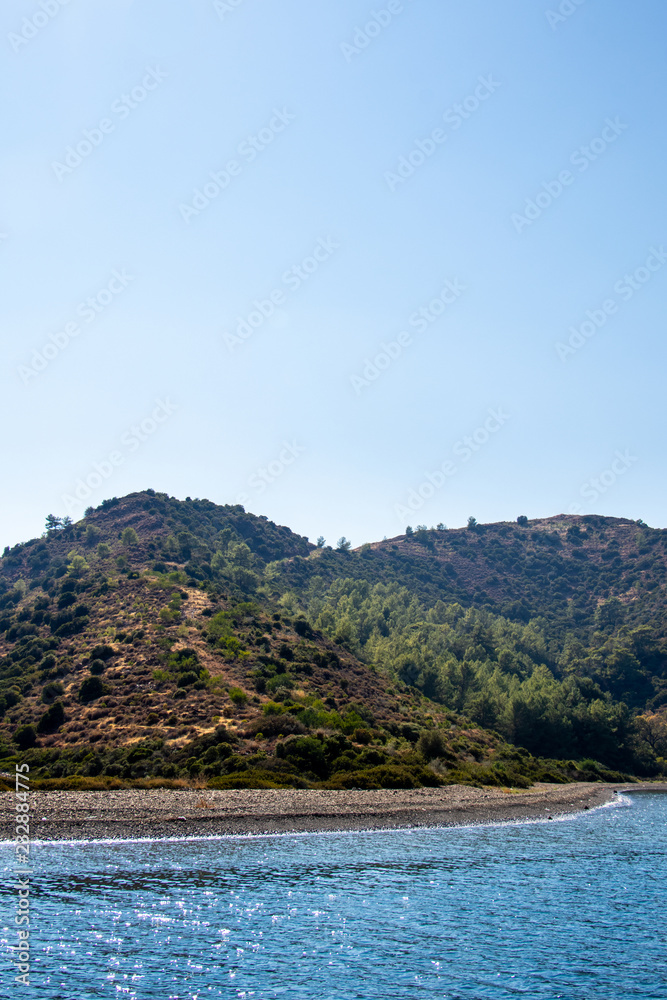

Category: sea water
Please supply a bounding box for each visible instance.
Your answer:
[1,792,666,999]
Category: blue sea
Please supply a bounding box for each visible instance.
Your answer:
[2,792,666,999]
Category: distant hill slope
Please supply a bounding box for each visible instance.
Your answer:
[272,514,667,640]
[0,492,665,787]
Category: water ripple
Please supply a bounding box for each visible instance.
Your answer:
[1,792,666,999]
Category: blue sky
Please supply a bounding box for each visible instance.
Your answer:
[2,0,666,549]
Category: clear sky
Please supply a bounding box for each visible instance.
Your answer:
[2,0,666,550]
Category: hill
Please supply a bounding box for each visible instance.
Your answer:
[273,514,667,641]
[0,492,665,789]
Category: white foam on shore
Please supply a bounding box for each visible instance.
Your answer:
[602,791,633,808]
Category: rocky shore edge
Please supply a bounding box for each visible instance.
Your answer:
[2,781,666,842]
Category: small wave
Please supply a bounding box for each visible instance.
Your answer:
[603,792,634,808]
[5,806,619,848]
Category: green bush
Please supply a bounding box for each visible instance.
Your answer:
[79,675,107,703]
[90,644,115,661]
[37,701,65,733]
[353,727,373,745]
[417,729,453,761]
[54,616,89,637]
[177,671,199,687]
[1,688,21,709]
[85,524,101,545]
[265,674,295,693]
[41,681,64,703]
[276,735,328,778]
[324,764,434,790]
[207,773,281,789]
[168,648,200,673]
[490,763,532,788]
[90,659,106,676]
[13,724,37,750]
[247,714,307,738]
[67,552,89,577]
[207,770,307,790]
[356,747,388,768]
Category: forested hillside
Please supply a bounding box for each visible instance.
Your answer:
[0,491,665,789]
[272,515,667,641]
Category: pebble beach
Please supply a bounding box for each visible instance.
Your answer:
[4,782,664,842]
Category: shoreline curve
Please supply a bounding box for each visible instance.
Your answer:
[2,781,666,842]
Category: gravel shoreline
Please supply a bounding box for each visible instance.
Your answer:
[2,782,665,842]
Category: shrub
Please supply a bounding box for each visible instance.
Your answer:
[37,701,65,733]
[294,618,312,637]
[271,685,295,703]
[90,659,106,676]
[228,687,248,705]
[262,701,283,715]
[79,675,107,703]
[247,714,307,738]
[168,649,200,679]
[41,681,64,703]
[416,729,452,761]
[207,773,281,790]
[67,552,89,577]
[356,748,388,768]
[90,644,115,661]
[266,674,295,693]
[2,688,21,709]
[14,724,37,750]
[177,671,199,687]
[353,728,373,745]
[31,776,127,791]
[276,735,328,778]
[217,635,246,657]
[324,765,420,790]
[327,764,443,790]
[490,764,531,788]
[85,525,101,545]
[54,616,89,638]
